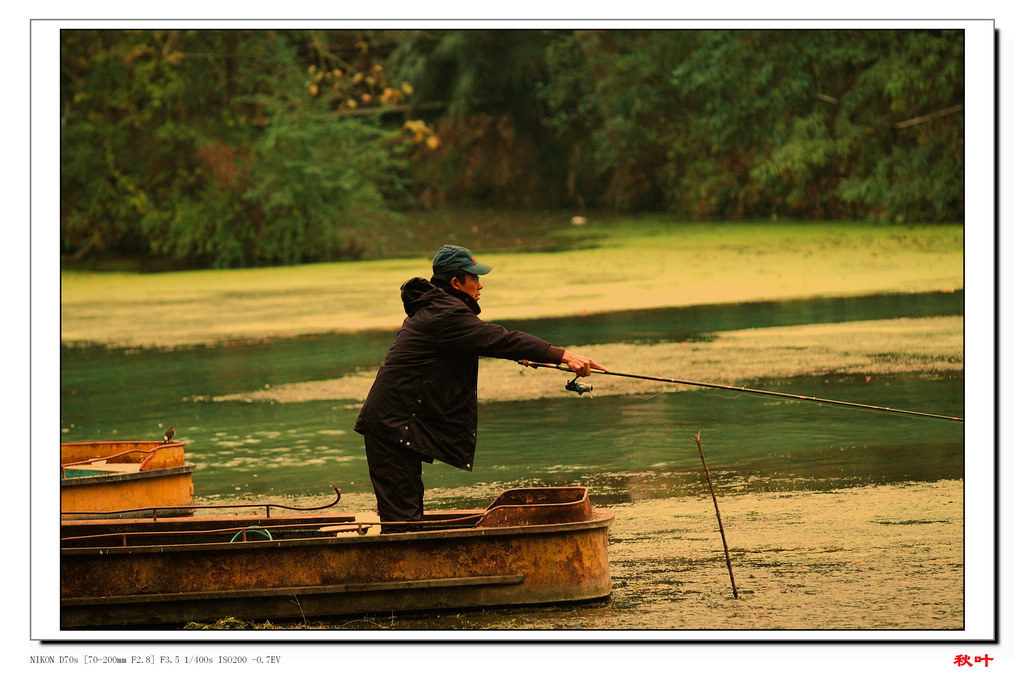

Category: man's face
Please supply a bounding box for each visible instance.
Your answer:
[452,273,483,301]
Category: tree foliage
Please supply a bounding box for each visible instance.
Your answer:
[60,28,965,269]
[533,29,964,220]
[61,29,416,267]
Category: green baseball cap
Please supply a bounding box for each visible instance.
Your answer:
[432,245,493,276]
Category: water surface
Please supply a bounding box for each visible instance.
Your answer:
[58,291,965,631]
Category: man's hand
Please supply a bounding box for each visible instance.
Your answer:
[561,350,606,377]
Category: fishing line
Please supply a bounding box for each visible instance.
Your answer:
[519,360,964,422]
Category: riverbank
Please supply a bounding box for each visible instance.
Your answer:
[59,220,963,348]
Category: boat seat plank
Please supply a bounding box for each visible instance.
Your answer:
[63,463,143,477]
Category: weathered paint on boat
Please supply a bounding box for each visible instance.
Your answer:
[61,441,196,518]
[59,487,613,628]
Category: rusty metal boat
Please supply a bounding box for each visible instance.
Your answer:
[59,486,613,628]
[61,441,197,518]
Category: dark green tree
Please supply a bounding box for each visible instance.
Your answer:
[667,29,964,220]
[384,29,570,207]
[538,30,699,211]
[534,29,963,221]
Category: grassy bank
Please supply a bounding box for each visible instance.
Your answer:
[59,217,964,348]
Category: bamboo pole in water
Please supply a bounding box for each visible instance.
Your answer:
[694,431,739,599]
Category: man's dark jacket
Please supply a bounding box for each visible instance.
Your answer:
[354,277,563,471]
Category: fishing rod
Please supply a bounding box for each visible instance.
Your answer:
[517,360,964,422]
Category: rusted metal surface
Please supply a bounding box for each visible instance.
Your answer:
[61,484,344,521]
[478,486,593,527]
[60,487,614,628]
[60,513,362,547]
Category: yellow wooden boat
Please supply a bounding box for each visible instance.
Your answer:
[61,441,197,518]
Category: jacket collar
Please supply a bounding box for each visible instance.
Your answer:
[444,285,481,315]
[401,277,481,316]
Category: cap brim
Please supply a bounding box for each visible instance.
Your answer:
[464,261,492,275]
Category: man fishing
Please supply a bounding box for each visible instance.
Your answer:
[354,244,604,533]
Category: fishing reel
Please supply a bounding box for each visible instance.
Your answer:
[565,376,594,397]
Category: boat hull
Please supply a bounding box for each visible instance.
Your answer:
[61,441,196,518]
[60,487,613,628]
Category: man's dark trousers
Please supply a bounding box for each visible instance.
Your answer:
[363,432,426,533]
